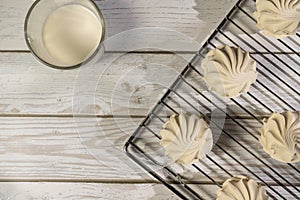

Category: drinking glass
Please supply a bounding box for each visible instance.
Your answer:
[24,0,105,69]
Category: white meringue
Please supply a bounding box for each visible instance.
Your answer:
[254,0,300,38]
[217,176,269,200]
[260,111,300,163]
[201,45,258,98]
[159,113,213,164]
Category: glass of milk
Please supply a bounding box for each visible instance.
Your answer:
[24,0,105,69]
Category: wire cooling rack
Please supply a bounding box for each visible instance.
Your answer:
[125,0,300,199]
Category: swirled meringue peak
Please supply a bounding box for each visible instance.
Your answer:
[254,0,300,38]
[259,111,300,163]
[217,176,269,200]
[159,113,213,164]
[201,45,258,98]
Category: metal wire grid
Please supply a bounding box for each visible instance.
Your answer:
[124,0,300,199]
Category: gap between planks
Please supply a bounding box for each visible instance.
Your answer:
[0,179,298,187]
[0,114,267,120]
[0,179,212,185]
[0,179,160,184]
[0,114,146,118]
[0,50,299,54]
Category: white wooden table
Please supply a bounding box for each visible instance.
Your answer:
[1,0,299,199]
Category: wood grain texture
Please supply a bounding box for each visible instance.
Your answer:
[0,116,298,186]
[0,52,192,116]
[0,182,298,200]
[0,182,181,200]
[0,0,299,198]
[1,52,298,116]
[0,116,146,180]
[0,0,238,51]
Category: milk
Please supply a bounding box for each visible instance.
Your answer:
[42,4,102,66]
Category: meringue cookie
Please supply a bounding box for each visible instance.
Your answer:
[201,46,258,98]
[217,176,269,200]
[159,113,213,164]
[254,0,300,38]
[259,111,300,163]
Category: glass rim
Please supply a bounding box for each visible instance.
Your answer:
[24,0,106,70]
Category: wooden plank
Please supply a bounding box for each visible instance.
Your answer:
[0,52,193,116]
[0,116,298,186]
[0,182,181,200]
[0,52,299,116]
[0,182,297,199]
[0,0,238,51]
[0,116,146,180]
